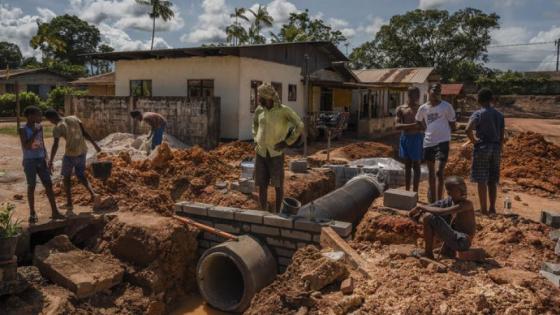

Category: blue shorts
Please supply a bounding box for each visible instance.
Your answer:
[399,133,423,161]
[471,143,501,183]
[152,126,165,149]
[23,158,52,187]
[61,154,86,178]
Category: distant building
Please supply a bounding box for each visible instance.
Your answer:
[351,67,439,138]
[70,72,115,96]
[89,42,358,140]
[0,68,71,99]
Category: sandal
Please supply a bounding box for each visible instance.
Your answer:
[28,213,38,224]
[51,212,66,221]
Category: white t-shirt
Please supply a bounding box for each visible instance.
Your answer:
[415,100,456,148]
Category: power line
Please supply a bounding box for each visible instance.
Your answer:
[488,41,555,48]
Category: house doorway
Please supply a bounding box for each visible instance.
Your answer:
[320,87,333,111]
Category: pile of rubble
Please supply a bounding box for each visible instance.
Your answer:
[446,132,560,195]
[246,209,560,314]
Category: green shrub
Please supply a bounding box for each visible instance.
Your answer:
[477,71,560,95]
[46,86,87,111]
[0,91,43,116]
[0,203,21,238]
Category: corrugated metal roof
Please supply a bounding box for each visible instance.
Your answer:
[0,68,46,79]
[352,67,435,84]
[441,83,464,96]
[71,72,115,86]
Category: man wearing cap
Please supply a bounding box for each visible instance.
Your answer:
[416,83,457,203]
[252,83,304,212]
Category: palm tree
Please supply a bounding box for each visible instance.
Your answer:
[136,0,175,50]
[229,8,249,46]
[226,24,248,46]
[248,5,273,44]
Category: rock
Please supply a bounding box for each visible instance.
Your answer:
[295,306,309,315]
[311,291,322,299]
[301,258,348,291]
[215,180,228,189]
[321,251,345,262]
[34,235,124,299]
[13,194,23,200]
[514,195,521,201]
[488,268,538,287]
[340,277,354,295]
[542,262,560,275]
[332,294,364,315]
[457,248,487,262]
[550,229,560,241]
[540,270,560,288]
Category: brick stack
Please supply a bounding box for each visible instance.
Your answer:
[175,202,352,272]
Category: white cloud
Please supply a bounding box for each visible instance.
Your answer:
[328,18,356,39]
[357,16,386,37]
[265,0,298,25]
[0,4,56,58]
[69,0,184,32]
[418,0,460,10]
[181,0,230,44]
[98,23,171,51]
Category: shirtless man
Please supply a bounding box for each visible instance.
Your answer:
[409,176,475,259]
[395,87,423,192]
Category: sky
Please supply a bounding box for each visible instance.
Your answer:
[1,0,560,71]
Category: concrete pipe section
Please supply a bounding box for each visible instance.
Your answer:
[196,235,277,313]
[297,174,386,226]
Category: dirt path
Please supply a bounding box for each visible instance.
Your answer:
[506,118,560,145]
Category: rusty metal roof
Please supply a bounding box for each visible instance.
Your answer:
[0,68,73,80]
[352,67,435,84]
[441,83,464,96]
[70,72,115,86]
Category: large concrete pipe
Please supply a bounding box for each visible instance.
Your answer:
[197,235,277,313]
[297,174,385,225]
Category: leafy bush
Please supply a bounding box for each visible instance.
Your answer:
[0,91,43,116]
[46,86,87,111]
[0,203,21,238]
[477,71,560,95]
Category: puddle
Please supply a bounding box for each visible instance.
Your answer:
[170,294,231,315]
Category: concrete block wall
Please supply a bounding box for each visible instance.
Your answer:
[175,201,353,272]
[65,96,221,148]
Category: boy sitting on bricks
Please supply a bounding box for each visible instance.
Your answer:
[409,176,476,259]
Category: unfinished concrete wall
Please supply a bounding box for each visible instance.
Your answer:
[65,96,221,148]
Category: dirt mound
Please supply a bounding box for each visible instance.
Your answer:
[446,132,560,195]
[94,212,199,309]
[332,142,394,160]
[213,141,254,162]
[354,210,422,244]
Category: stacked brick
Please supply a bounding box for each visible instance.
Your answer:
[175,202,352,272]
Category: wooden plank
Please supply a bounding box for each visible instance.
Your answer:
[320,226,371,278]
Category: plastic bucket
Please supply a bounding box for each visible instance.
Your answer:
[281,197,301,216]
[92,161,113,180]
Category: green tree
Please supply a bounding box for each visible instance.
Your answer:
[136,0,175,50]
[0,92,43,116]
[248,5,273,44]
[30,14,101,65]
[45,86,87,111]
[349,8,499,82]
[228,8,249,46]
[21,56,41,68]
[0,42,23,69]
[271,10,347,45]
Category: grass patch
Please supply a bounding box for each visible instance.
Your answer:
[0,123,53,138]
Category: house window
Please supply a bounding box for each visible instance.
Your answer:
[130,80,152,97]
[271,82,282,102]
[288,84,297,102]
[250,80,262,113]
[187,79,214,98]
[27,84,40,95]
[5,84,15,93]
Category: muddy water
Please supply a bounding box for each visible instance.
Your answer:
[170,294,231,315]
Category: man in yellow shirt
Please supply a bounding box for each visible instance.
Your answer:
[252,83,304,212]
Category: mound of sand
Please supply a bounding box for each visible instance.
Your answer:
[97,132,189,161]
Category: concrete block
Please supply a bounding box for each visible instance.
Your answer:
[251,224,280,236]
[550,229,560,241]
[540,270,560,288]
[265,237,297,249]
[297,242,311,249]
[208,206,238,220]
[214,223,241,234]
[541,209,560,228]
[241,224,251,233]
[178,202,211,216]
[264,214,294,229]
[542,262,560,275]
[278,257,292,266]
[383,189,418,211]
[34,235,124,299]
[312,234,321,243]
[281,229,312,241]
[234,209,267,224]
[290,159,308,173]
[294,218,323,233]
[328,221,353,238]
[273,247,296,258]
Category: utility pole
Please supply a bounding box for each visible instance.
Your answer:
[556,38,560,72]
[303,54,309,158]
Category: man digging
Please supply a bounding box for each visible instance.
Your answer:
[252,83,303,213]
[130,110,167,151]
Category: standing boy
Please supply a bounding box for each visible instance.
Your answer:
[409,176,475,259]
[19,106,63,223]
[416,83,456,202]
[395,87,423,192]
[45,109,101,211]
[130,111,167,150]
[466,88,504,214]
[252,83,304,212]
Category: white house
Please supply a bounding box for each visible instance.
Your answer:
[91,42,356,140]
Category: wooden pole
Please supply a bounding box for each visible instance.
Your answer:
[303,54,310,158]
[15,80,20,130]
[173,215,238,241]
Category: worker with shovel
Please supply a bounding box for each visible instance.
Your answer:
[130,111,167,151]
[253,83,303,212]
